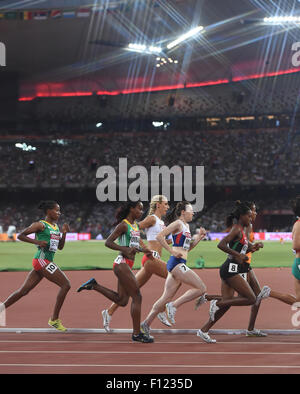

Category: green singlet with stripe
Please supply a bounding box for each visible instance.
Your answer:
[34,220,61,262]
[118,219,140,250]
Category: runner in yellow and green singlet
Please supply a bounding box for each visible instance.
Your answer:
[77,201,155,343]
[3,200,70,332]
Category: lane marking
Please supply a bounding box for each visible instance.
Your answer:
[1,350,300,355]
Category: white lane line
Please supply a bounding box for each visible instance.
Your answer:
[0,340,300,345]
[0,364,299,369]
[0,350,300,355]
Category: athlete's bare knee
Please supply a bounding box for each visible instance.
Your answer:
[248,293,256,305]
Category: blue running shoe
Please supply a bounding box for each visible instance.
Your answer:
[77,278,97,292]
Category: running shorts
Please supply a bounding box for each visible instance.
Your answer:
[220,258,251,281]
[113,255,134,270]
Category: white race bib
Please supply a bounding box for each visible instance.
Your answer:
[129,231,140,248]
[182,232,192,250]
[49,234,60,252]
[45,262,58,274]
[228,263,238,273]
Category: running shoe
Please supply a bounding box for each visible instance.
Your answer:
[194,293,208,310]
[102,309,112,333]
[165,302,176,325]
[48,318,67,332]
[197,329,216,343]
[246,328,268,337]
[140,321,151,336]
[132,332,154,343]
[255,285,271,305]
[157,312,172,327]
[209,300,219,322]
[77,278,97,292]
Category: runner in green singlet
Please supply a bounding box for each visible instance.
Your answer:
[3,200,70,332]
[77,201,155,343]
[267,196,300,306]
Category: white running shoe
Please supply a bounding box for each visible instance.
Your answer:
[255,285,271,305]
[195,293,207,310]
[197,329,216,343]
[209,300,219,322]
[165,302,176,325]
[246,328,268,337]
[102,309,112,333]
[157,312,172,327]
[141,321,151,336]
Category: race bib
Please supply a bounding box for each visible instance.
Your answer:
[114,255,125,265]
[49,233,60,252]
[239,272,247,281]
[182,232,192,250]
[240,244,248,255]
[45,262,58,274]
[129,231,140,248]
[152,251,160,259]
[179,263,190,273]
[228,263,238,273]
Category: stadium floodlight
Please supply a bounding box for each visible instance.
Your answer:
[128,43,147,52]
[166,25,204,50]
[15,143,36,151]
[148,46,162,53]
[128,43,162,54]
[263,16,300,23]
[152,121,164,127]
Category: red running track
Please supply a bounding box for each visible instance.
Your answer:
[0,268,300,374]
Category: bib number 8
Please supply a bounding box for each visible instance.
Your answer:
[228,263,238,273]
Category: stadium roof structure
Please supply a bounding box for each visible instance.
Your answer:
[1,0,300,98]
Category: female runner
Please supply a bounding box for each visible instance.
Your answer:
[266,196,300,306]
[197,201,264,342]
[101,195,173,332]
[141,201,209,340]
[3,200,70,331]
[77,201,154,343]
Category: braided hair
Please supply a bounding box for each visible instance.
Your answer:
[114,201,142,225]
[38,200,58,214]
[226,200,251,228]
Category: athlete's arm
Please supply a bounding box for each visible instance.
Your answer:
[157,220,182,258]
[189,227,206,251]
[105,222,138,260]
[138,215,156,230]
[292,221,300,251]
[58,223,70,250]
[218,225,249,264]
[17,222,47,248]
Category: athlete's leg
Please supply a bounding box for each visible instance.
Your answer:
[269,278,300,305]
[216,275,256,307]
[247,269,262,331]
[144,272,181,326]
[4,269,43,309]
[41,264,71,321]
[201,280,234,332]
[170,264,206,309]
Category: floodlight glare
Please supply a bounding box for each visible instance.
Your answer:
[149,46,162,53]
[128,43,147,51]
[166,25,204,49]
[264,16,300,23]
